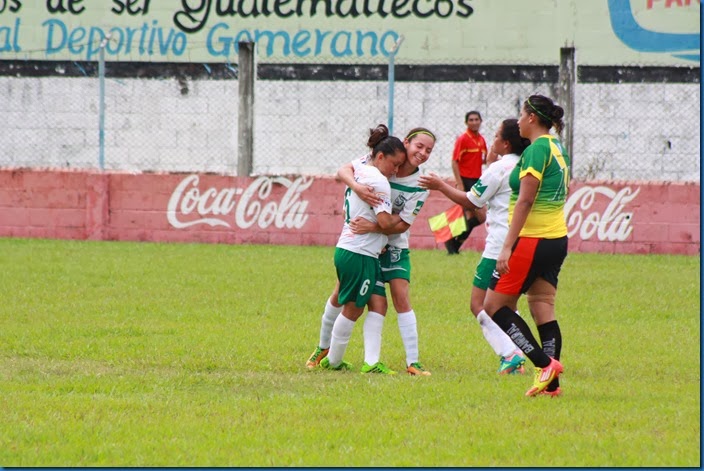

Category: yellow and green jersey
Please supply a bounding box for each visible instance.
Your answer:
[508,135,570,238]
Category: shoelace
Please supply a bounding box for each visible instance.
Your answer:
[373,362,393,373]
[309,349,321,361]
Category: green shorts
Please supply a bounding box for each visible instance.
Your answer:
[334,247,385,307]
[379,246,411,283]
[473,256,497,290]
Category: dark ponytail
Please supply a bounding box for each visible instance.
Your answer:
[367,124,405,157]
[524,95,565,135]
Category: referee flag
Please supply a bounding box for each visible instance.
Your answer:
[427,205,467,243]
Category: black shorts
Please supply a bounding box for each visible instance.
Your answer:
[460,177,480,192]
[490,236,568,295]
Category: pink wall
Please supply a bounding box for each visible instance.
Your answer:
[0,169,699,255]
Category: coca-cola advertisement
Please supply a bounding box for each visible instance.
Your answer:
[167,175,313,230]
[0,169,698,255]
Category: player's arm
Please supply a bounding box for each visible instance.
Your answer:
[473,205,487,224]
[418,173,480,212]
[349,215,410,235]
[451,160,463,189]
[375,212,397,231]
[336,162,382,207]
[371,181,396,231]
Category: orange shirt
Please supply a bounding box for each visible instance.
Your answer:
[452,130,487,179]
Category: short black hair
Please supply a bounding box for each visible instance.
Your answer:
[465,111,482,122]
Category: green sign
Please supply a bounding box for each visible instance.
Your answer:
[0,0,699,64]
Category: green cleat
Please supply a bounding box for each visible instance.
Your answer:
[498,352,526,375]
[361,361,397,375]
[320,356,352,371]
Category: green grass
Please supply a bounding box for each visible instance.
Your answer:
[0,238,699,466]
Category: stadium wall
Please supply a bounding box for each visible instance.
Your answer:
[1,71,700,181]
[0,169,698,256]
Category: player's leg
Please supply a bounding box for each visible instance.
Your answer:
[528,278,562,395]
[472,257,524,373]
[306,281,342,369]
[450,177,483,252]
[527,236,568,395]
[322,249,377,370]
[362,284,392,373]
[384,248,430,376]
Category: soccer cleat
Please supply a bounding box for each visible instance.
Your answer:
[361,361,397,375]
[445,239,461,255]
[320,357,352,371]
[498,351,526,375]
[540,387,562,398]
[525,358,564,397]
[406,362,431,376]
[306,346,329,369]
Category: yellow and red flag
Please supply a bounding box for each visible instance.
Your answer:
[427,205,467,243]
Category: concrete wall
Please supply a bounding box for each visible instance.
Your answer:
[0,169,698,255]
[1,76,699,182]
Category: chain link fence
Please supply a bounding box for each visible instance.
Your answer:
[0,49,699,182]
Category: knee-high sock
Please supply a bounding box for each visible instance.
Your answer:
[363,311,385,365]
[492,306,550,368]
[318,298,342,349]
[397,310,419,365]
[538,320,562,390]
[327,315,356,367]
[477,310,518,358]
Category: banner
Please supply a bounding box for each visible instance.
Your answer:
[0,0,698,65]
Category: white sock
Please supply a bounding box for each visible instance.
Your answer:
[318,298,342,349]
[327,315,356,367]
[363,311,385,365]
[477,309,518,358]
[397,310,419,365]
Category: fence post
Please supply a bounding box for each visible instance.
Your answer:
[558,47,576,175]
[238,41,255,176]
[387,36,404,134]
[98,34,110,171]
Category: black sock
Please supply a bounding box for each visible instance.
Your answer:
[455,217,481,245]
[466,216,481,233]
[492,306,551,368]
[538,320,562,391]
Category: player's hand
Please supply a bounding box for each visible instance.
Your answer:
[353,183,382,206]
[418,172,443,190]
[496,246,511,275]
[349,216,376,234]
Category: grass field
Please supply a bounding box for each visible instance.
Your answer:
[0,238,699,466]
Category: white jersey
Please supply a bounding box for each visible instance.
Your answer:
[336,158,392,257]
[466,153,520,260]
[387,168,429,249]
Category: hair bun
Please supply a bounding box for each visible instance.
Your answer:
[373,124,389,136]
[552,106,565,120]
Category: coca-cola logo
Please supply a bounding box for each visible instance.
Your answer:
[565,185,640,242]
[167,175,313,230]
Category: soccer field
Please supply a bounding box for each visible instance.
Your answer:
[0,238,699,467]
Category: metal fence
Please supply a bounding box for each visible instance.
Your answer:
[0,45,699,182]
